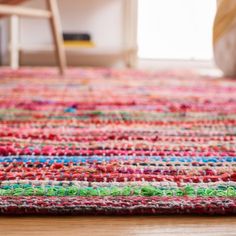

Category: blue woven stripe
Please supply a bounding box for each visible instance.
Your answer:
[0,155,235,163]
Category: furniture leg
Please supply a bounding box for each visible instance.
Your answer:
[10,14,19,69]
[46,0,66,75]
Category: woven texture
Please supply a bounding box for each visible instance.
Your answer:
[0,68,236,215]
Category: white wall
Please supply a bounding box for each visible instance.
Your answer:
[1,0,128,66]
[19,0,124,48]
[138,0,216,60]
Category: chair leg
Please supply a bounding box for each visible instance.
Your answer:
[10,15,19,69]
[46,0,66,75]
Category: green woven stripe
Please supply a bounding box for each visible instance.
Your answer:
[1,184,236,197]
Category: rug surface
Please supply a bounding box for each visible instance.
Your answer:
[0,67,236,215]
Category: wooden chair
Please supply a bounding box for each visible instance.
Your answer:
[0,0,66,75]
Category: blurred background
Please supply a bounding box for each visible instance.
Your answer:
[0,0,223,73]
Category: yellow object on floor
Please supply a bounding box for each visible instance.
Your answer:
[64,41,95,48]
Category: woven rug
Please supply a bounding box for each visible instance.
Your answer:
[0,67,236,215]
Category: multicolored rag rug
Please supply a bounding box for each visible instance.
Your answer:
[0,67,236,215]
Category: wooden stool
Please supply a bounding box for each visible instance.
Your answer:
[0,0,66,75]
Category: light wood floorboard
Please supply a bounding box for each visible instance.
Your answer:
[0,216,236,236]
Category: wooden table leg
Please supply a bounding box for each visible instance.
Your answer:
[46,0,66,75]
[9,15,19,69]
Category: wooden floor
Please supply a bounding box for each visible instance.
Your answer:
[0,216,236,236]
